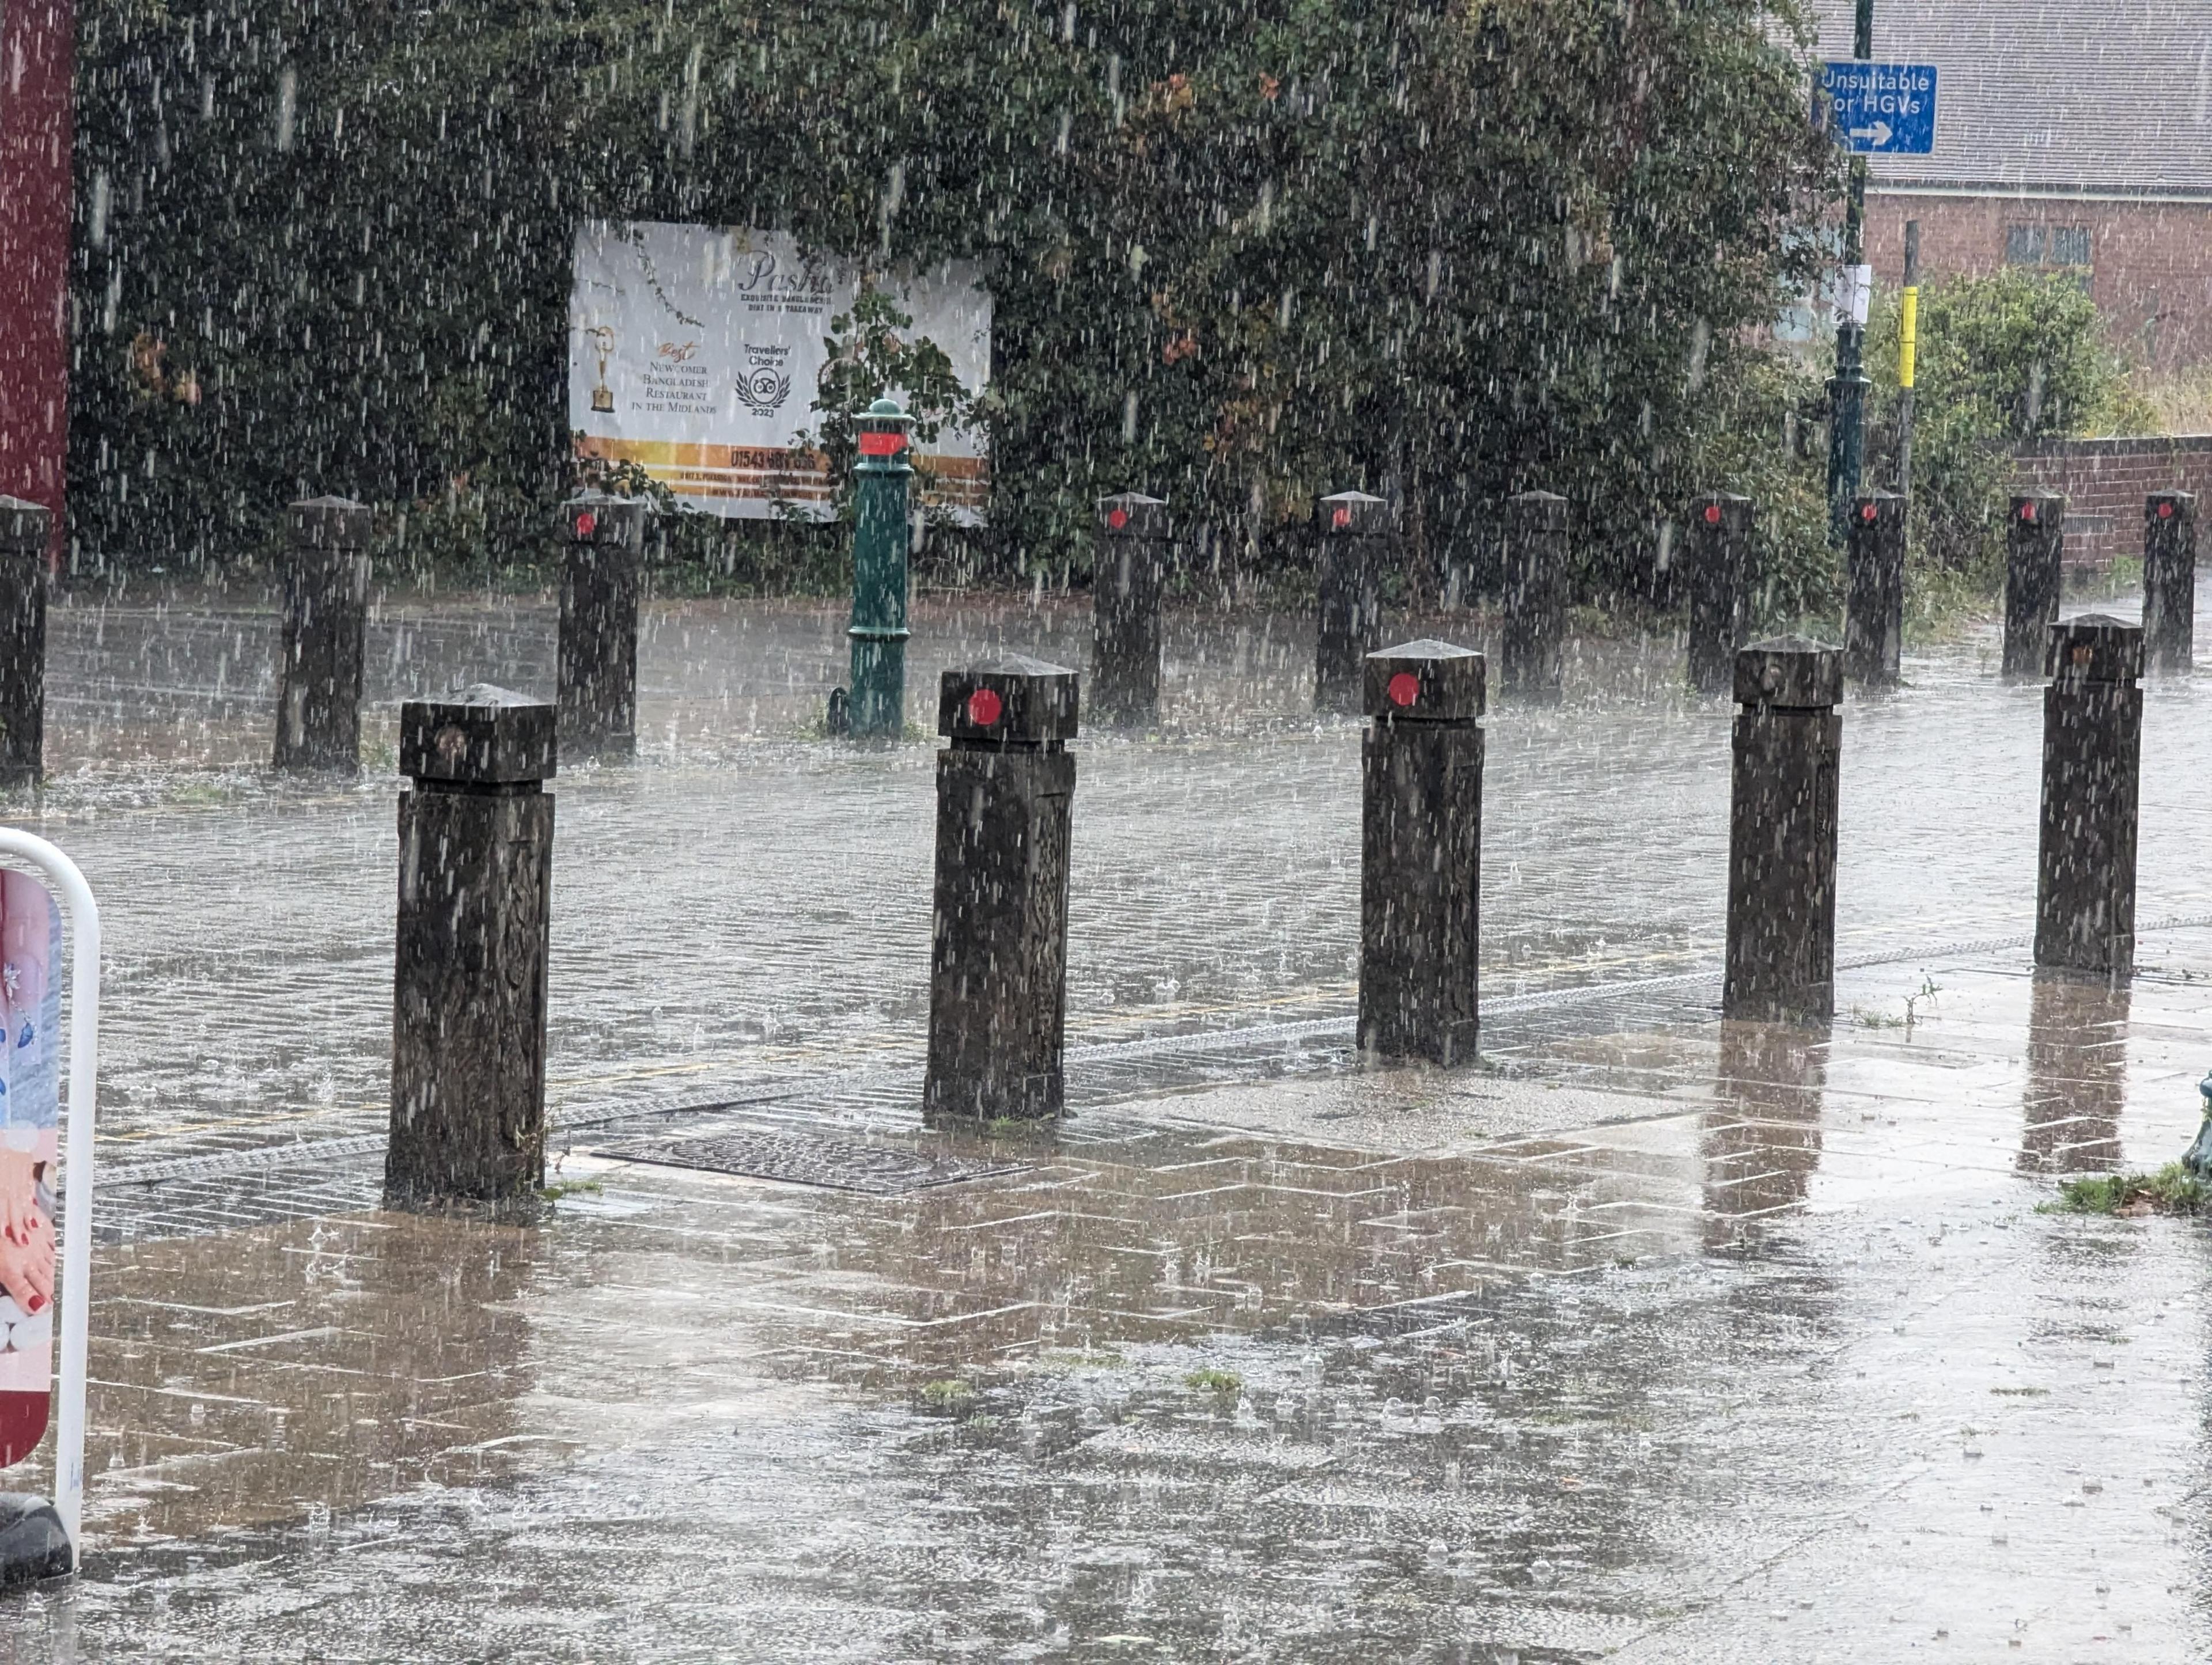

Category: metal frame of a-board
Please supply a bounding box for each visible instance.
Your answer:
[0,830,99,1568]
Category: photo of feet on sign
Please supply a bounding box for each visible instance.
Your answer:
[0,875,60,1467]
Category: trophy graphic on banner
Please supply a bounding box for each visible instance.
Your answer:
[585,326,617,414]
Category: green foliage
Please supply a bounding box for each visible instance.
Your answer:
[70,0,1842,604]
[914,1378,977,1416]
[1679,348,1834,629]
[1184,1367,1243,1397]
[539,1178,605,1203]
[1865,270,2138,582]
[991,0,1841,596]
[2045,1163,2209,1216]
[809,286,982,522]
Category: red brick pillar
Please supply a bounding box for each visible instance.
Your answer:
[0,0,75,570]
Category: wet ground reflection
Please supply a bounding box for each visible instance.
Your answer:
[2019,972,2131,1174]
[26,589,2212,1163]
[70,1212,540,1545]
[0,590,2204,1658]
[1700,1021,1827,1249]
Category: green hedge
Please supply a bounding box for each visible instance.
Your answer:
[70,0,1841,600]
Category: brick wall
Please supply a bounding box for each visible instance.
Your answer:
[2010,435,2212,572]
[1862,194,2212,371]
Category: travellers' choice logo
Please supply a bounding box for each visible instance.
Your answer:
[734,342,793,415]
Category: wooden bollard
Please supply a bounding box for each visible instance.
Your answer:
[1723,638,1843,1022]
[2034,615,2141,977]
[558,491,646,759]
[387,685,556,1203]
[1501,491,1567,703]
[1685,494,1752,696]
[2142,491,2196,677]
[1843,491,1906,689]
[0,497,48,788]
[2001,492,2064,680]
[274,495,370,773]
[925,656,1078,1120]
[1091,493,1166,728]
[1314,491,1389,715]
[1358,639,1485,1065]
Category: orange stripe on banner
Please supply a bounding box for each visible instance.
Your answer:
[574,436,990,513]
[577,435,988,476]
[577,436,833,472]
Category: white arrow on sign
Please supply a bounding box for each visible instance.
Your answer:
[1849,120,1893,145]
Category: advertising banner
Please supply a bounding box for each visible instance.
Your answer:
[0,874,59,1468]
[568,221,991,523]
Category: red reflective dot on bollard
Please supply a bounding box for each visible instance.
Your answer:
[2160,501,2176,519]
[1387,672,1421,708]
[575,511,597,537]
[1703,504,1722,526]
[1107,508,1128,530]
[1332,507,1352,530]
[966,687,1004,726]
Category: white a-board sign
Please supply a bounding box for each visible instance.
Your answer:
[567,222,991,524]
[0,830,99,1577]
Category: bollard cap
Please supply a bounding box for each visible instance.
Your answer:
[1097,492,1169,540]
[1506,490,1569,532]
[290,495,373,551]
[1850,491,1907,532]
[400,684,558,786]
[1317,491,1388,537]
[0,496,50,556]
[2147,491,2195,526]
[2044,614,2143,684]
[855,396,912,465]
[938,654,1080,745]
[1364,639,1486,723]
[1690,492,1753,533]
[1734,636,1842,709]
[562,490,647,548]
[2010,491,2065,528]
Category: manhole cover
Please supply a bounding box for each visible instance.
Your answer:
[594,1131,1027,1195]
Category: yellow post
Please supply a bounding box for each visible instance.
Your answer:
[1897,221,1921,496]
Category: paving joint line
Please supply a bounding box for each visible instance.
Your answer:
[89,912,2212,1193]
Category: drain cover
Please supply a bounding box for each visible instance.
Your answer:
[594,1131,1026,1195]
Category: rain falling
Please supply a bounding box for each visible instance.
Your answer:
[0,0,2207,1656]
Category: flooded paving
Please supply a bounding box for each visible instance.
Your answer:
[18,584,2212,1163]
[0,590,2207,1659]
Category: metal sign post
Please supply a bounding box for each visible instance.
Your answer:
[0,830,99,1574]
[1814,1,1940,544]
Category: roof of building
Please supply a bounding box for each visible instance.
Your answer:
[1808,0,2212,198]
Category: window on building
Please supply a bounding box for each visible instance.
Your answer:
[2006,224,2093,268]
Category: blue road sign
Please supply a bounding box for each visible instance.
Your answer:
[1820,61,1938,154]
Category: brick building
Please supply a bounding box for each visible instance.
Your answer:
[2012,436,2212,572]
[1812,1,2212,370]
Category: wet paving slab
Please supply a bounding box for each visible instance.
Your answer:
[15,587,2212,1166]
[0,937,2209,1659]
[0,590,2209,1656]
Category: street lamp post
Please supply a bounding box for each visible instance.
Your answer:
[844,397,914,739]
[1825,0,1876,544]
